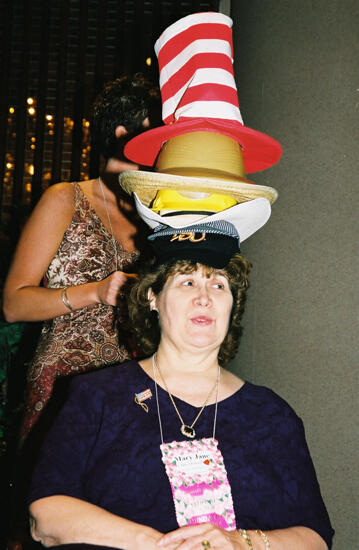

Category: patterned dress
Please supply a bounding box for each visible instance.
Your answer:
[20,182,138,441]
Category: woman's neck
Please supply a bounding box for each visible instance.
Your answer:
[155,342,220,379]
[139,348,243,407]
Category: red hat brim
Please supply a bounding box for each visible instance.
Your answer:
[124,118,282,174]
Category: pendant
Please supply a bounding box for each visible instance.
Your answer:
[181,424,196,438]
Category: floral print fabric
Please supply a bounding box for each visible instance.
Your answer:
[20,183,138,440]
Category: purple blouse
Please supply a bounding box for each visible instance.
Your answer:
[28,360,334,549]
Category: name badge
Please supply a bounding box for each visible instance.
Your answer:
[160,437,236,531]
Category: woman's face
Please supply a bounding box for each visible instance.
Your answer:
[149,266,233,354]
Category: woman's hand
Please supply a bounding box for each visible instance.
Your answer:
[132,526,179,550]
[95,271,138,306]
[158,525,328,550]
[158,523,244,550]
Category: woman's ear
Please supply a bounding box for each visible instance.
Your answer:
[147,288,157,311]
[115,125,128,139]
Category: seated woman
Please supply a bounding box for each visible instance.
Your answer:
[28,221,334,550]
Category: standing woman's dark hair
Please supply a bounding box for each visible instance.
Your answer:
[90,74,162,160]
[128,253,251,366]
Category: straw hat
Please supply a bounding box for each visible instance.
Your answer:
[120,131,278,208]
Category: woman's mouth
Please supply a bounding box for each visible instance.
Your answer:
[190,316,213,326]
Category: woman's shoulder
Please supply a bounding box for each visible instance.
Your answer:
[237,380,300,422]
[37,182,76,213]
[223,381,306,447]
[43,181,75,197]
[70,360,140,392]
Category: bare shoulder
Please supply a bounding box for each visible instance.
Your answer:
[20,182,76,239]
[28,182,76,226]
[39,182,75,207]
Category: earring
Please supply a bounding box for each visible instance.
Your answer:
[151,308,159,320]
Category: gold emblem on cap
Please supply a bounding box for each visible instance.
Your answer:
[170,232,206,243]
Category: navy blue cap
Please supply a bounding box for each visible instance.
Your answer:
[148,221,240,269]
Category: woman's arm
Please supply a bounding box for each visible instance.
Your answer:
[158,523,328,550]
[3,183,135,322]
[29,495,172,550]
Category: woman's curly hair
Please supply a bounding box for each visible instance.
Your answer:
[90,73,161,159]
[128,254,252,367]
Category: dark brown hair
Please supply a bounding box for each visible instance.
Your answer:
[128,254,251,366]
[90,73,161,159]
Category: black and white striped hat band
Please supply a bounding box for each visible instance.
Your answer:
[148,221,240,269]
[148,220,240,242]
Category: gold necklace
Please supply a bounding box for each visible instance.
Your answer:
[98,177,118,269]
[153,354,220,439]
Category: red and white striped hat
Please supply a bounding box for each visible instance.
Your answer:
[124,11,281,173]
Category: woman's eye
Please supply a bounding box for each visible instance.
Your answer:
[213,283,224,289]
[182,280,194,287]
[211,278,227,289]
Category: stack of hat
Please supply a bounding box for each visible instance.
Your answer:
[120,11,281,268]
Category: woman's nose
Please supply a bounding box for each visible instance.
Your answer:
[194,288,211,306]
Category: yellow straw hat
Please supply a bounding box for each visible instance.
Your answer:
[119,131,278,209]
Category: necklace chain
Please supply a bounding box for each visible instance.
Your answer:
[153,353,220,439]
[98,177,118,269]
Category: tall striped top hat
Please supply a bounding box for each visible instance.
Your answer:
[124,11,282,173]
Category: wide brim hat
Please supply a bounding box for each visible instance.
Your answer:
[134,195,271,268]
[120,166,278,206]
[133,192,271,243]
[125,117,282,174]
[124,12,282,174]
[120,131,278,205]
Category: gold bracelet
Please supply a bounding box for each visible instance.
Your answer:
[238,529,253,549]
[61,287,75,313]
[256,529,270,550]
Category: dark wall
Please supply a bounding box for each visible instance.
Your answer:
[230,2,358,549]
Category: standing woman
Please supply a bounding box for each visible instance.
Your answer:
[3,74,160,442]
